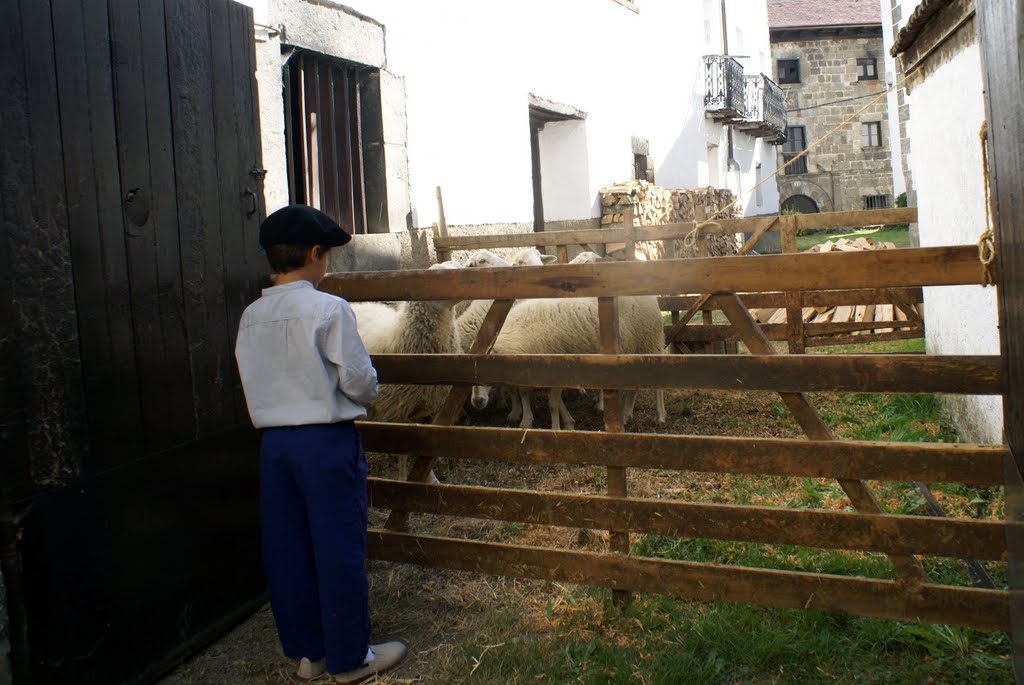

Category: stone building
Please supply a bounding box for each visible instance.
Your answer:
[768,0,896,215]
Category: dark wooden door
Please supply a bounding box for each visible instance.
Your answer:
[977,2,1024,681]
[1,1,268,683]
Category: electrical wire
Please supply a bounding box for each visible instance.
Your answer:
[786,89,889,114]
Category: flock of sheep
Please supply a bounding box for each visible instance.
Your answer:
[350,249,669,435]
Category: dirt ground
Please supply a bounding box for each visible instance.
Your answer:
[159,387,995,684]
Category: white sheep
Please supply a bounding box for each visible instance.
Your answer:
[473,293,668,429]
[512,247,557,266]
[351,261,464,481]
[351,261,463,424]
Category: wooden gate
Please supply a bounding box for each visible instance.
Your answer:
[321,244,1010,631]
[0,1,266,683]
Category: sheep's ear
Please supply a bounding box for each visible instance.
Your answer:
[541,254,558,264]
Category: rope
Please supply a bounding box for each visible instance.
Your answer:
[685,68,920,250]
[978,121,996,286]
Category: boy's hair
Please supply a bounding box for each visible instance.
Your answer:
[265,244,328,274]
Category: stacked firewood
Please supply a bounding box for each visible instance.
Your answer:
[599,181,739,259]
[751,236,920,333]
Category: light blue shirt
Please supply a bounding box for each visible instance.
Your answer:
[235,280,378,428]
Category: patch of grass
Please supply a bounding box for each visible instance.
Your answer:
[834,393,958,443]
[443,588,1012,684]
[796,225,912,252]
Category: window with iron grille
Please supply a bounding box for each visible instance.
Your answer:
[777,59,800,84]
[857,57,878,81]
[861,121,883,148]
[782,126,807,174]
[284,51,388,234]
[864,194,889,210]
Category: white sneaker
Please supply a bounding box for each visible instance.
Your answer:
[297,656,326,680]
[332,641,408,684]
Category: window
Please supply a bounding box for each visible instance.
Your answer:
[755,163,763,207]
[861,121,883,147]
[857,57,878,81]
[634,153,653,183]
[782,126,807,175]
[864,194,889,209]
[777,59,800,84]
[284,51,388,234]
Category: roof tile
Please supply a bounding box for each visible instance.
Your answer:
[767,0,882,28]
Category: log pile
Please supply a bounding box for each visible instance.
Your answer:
[750,237,920,333]
[599,180,739,259]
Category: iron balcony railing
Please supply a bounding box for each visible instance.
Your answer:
[704,55,746,121]
[736,74,787,141]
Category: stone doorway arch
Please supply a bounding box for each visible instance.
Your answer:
[781,194,820,214]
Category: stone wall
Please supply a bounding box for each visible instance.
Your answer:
[772,32,896,214]
[599,181,740,259]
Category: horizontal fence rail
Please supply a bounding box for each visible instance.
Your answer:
[367,479,1009,560]
[368,353,1002,395]
[658,287,924,311]
[321,246,984,302]
[368,530,1009,631]
[358,423,1007,486]
[430,207,919,252]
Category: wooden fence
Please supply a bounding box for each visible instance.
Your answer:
[320,243,1009,630]
[433,206,922,351]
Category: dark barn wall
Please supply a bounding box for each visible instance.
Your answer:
[976,1,1024,681]
[1,0,270,683]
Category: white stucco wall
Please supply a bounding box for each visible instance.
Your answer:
[330,0,780,227]
[905,42,1003,444]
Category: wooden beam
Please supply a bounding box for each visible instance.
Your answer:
[357,423,1007,486]
[321,247,984,302]
[664,320,922,342]
[658,287,924,311]
[718,294,929,584]
[367,531,1008,631]
[367,479,1009,560]
[599,296,631,606]
[369,353,1002,395]
[431,208,919,252]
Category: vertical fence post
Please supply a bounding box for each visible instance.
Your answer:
[786,290,805,353]
[780,214,798,254]
[557,244,569,264]
[624,209,637,261]
[598,296,632,608]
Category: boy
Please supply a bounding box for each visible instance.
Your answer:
[235,205,407,683]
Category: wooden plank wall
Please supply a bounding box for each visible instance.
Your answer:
[322,246,1010,631]
[976,1,1024,677]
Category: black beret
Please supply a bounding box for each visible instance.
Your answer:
[259,205,352,249]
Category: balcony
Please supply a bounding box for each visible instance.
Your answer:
[735,74,788,141]
[703,55,746,121]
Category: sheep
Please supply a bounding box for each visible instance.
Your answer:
[469,250,666,429]
[474,293,668,429]
[351,261,464,481]
[351,261,464,424]
[566,252,666,422]
[512,247,557,266]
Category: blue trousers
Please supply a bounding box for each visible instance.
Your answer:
[260,421,371,674]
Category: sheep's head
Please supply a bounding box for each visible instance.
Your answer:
[466,250,512,268]
[425,261,464,310]
[512,248,557,266]
[569,251,603,265]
